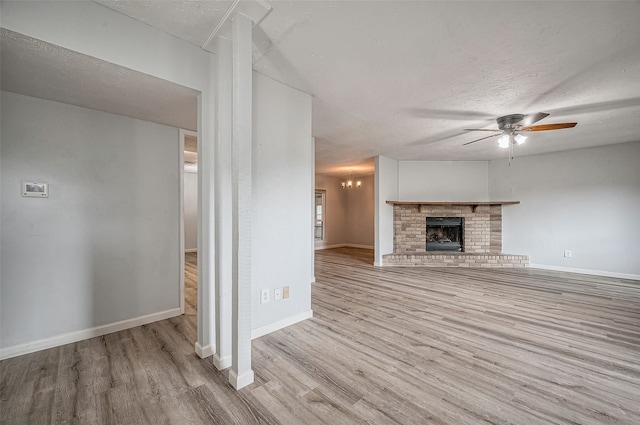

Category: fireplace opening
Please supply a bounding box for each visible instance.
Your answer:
[426,217,463,252]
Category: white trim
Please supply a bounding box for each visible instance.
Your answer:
[316,243,343,250]
[374,261,385,267]
[251,310,313,340]
[229,368,255,390]
[179,132,185,315]
[310,146,316,286]
[202,0,272,52]
[179,129,197,315]
[0,308,182,360]
[185,248,198,253]
[194,342,214,359]
[213,354,232,370]
[179,129,198,316]
[529,264,640,281]
[315,243,374,251]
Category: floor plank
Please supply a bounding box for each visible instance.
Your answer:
[1,248,639,424]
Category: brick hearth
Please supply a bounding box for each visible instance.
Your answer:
[383,202,529,268]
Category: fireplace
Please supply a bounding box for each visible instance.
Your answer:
[384,201,529,267]
[426,217,463,252]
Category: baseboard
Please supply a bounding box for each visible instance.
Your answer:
[213,353,232,370]
[251,310,313,340]
[315,243,346,250]
[315,243,374,251]
[0,308,182,360]
[185,248,198,253]
[229,369,255,390]
[529,263,640,281]
[195,342,214,359]
[344,243,374,250]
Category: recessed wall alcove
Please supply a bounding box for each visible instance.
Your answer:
[383,201,529,268]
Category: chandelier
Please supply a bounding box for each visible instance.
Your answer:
[341,171,361,189]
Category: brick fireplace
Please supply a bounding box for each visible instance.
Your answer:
[383,201,529,268]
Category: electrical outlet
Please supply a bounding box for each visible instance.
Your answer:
[261,289,270,304]
[283,286,290,299]
[564,250,572,258]
[274,288,283,301]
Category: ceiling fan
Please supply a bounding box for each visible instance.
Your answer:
[463,113,577,164]
[463,113,577,146]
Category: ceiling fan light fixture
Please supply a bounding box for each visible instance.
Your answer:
[498,135,510,148]
[514,134,527,145]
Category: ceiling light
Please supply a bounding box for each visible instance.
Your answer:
[341,171,361,189]
[498,135,510,148]
[514,134,527,145]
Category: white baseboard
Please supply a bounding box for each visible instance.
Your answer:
[0,308,182,360]
[185,248,198,253]
[195,342,214,359]
[315,243,374,251]
[251,310,313,340]
[213,353,232,370]
[315,243,345,250]
[229,369,255,390]
[529,263,640,281]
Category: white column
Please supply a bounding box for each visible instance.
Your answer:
[195,89,215,358]
[213,36,233,370]
[311,137,316,283]
[229,13,254,390]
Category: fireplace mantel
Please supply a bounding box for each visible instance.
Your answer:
[386,200,519,213]
[384,201,529,267]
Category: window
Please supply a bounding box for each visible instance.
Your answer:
[314,190,326,241]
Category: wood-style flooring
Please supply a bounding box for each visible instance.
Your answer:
[1,248,639,424]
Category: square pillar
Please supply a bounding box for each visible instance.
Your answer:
[229,13,254,390]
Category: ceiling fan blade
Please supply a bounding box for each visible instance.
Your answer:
[463,133,502,146]
[516,112,550,127]
[521,123,577,132]
[463,128,501,132]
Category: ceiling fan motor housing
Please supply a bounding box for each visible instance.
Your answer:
[497,114,525,131]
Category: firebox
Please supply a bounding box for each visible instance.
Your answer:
[426,217,464,252]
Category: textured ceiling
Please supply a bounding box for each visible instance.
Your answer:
[250,1,640,175]
[95,0,236,47]
[3,1,640,178]
[0,29,198,131]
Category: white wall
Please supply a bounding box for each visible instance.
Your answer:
[1,0,218,357]
[1,1,210,91]
[489,142,640,278]
[314,174,348,248]
[314,174,375,249]
[374,158,489,265]
[1,92,181,354]
[375,155,399,265]
[398,161,489,201]
[184,171,198,252]
[251,73,313,333]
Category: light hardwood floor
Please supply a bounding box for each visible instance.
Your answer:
[1,248,639,424]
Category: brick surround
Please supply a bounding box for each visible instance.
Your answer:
[383,203,529,268]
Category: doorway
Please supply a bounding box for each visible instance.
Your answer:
[180,130,198,321]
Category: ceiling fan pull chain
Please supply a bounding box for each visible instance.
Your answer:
[508,141,513,166]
